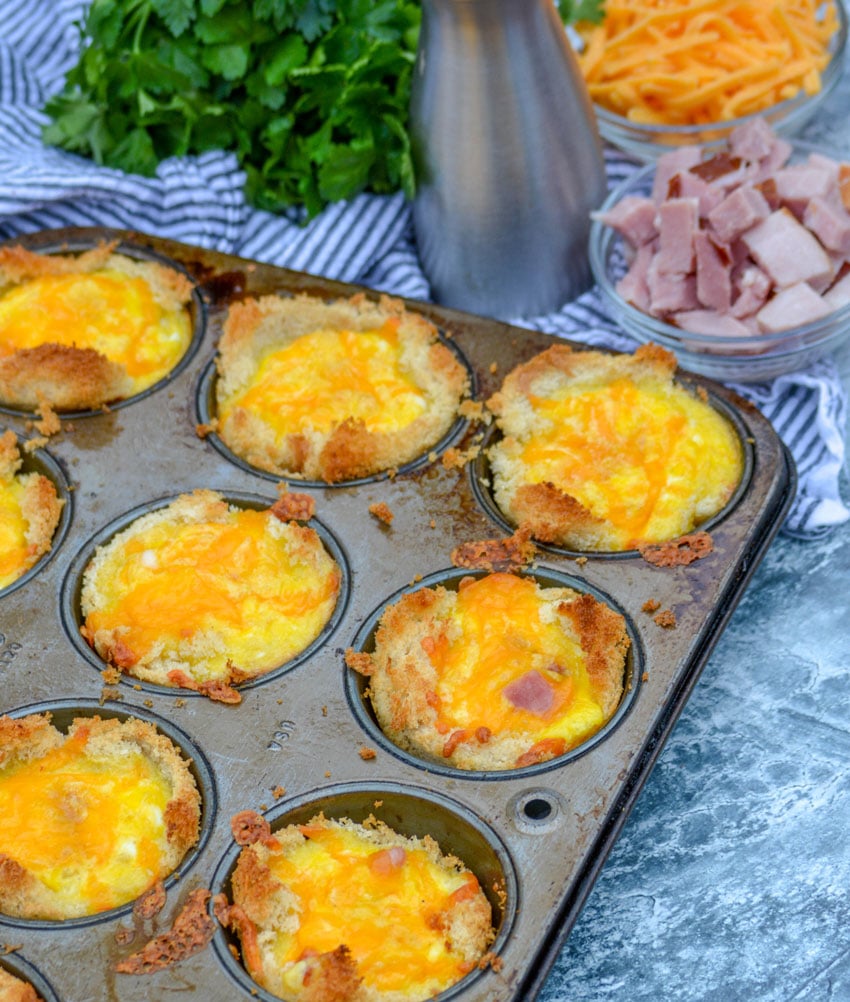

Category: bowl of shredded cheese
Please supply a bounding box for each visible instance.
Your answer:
[588,120,850,382]
[574,0,847,161]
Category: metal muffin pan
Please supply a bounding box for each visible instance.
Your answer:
[0,227,796,1002]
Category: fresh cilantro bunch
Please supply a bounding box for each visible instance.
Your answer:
[43,0,602,217]
[44,0,421,216]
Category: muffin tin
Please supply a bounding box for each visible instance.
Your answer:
[0,226,796,1002]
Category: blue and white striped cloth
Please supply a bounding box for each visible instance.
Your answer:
[2,0,848,538]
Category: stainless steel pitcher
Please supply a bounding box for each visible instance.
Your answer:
[410,0,607,320]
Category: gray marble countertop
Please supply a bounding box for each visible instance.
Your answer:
[540,46,850,1002]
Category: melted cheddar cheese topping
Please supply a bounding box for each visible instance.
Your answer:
[220,321,428,437]
[521,376,742,548]
[0,728,172,916]
[0,270,191,393]
[267,824,480,996]
[0,477,32,590]
[428,574,605,749]
[84,508,339,681]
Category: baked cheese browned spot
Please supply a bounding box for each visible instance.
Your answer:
[0,244,193,410]
[351,572,629,771]
[487,344,743,551]
[225,815,494,1001]
[0,714,200,921]
[214,293,467,482]
[0,430,63,591]
[80,490,340,693]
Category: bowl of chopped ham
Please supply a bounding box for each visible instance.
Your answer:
[575,0,847,162]
[589,118,850,382]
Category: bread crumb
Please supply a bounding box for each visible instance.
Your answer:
[642,672,649,682]
[34,397,62,436]
[195,422,215,439]
[100,667,122,685]
[321,705,328,717]
[451,526,536,572]
[429,519,436,529]
[639,532,713,567]
[489,362,498,374]
[271,487,315,522]
[143,699,153,708]
[428,451,438,463]
[359,746,377,761]
[272,786,286,799]
[22,435,49,453]
[642,598,661,613]
[115,888,215,974]
[654,609,677,629]
[133,881,166,920]
[324,771,331,778]
[99,687,122,705]
[575,556,588,567]
[458,399,488,423]
[369,501,394,525]
[441,444,481,471]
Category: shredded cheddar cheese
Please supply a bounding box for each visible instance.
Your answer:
[575,0,839,125]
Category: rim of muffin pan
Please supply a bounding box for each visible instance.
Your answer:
[194,329,478,488]
[59,490,351,698]
[0,234,207,421]
[469,383,755,560]
[0,697,218,931]
[344,566,643,781]
[0,951,60,1002]
[0,437,73,601]
[209,780,518,1002]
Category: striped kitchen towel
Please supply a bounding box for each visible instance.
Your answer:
[1,0,847,538]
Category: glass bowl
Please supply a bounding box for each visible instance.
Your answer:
[586,0,848,162]
[588,139,850,383]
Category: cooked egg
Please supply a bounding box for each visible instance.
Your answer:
[81,492,340,688]
[243,820,489,999]
[0,727,173,916]
[429,573,606,751]
[0,269,191,395]
[0,432,63,591]
[518,374,741,547]
[219,320,428,440]
[0,478,32,590]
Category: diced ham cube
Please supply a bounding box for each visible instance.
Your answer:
[707,185,771,243]
[741,209,833,289]
[502,670,554,716]
[655,198,699,274]
[823,270,850,310]
[772,164,838,219]
[672,310,753,337]
[672,169,726,217]
[592,195,658,246]
[730,263,772,318]
[755,282,832,332]
[729,117,780,162]
[694,231,732,312]
[615,243,654,312]
[652,146,703,203]
[803,197,850,256]
[648,257,699,314]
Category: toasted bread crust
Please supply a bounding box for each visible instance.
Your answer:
[226,814,493,1002]
[0,713,201,920]
[0,431,64,590]
[0,966,43,1002]
[0,243,194,410]
[349,574,629,770]
[215,293,468,482]
[487,344,742,551]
